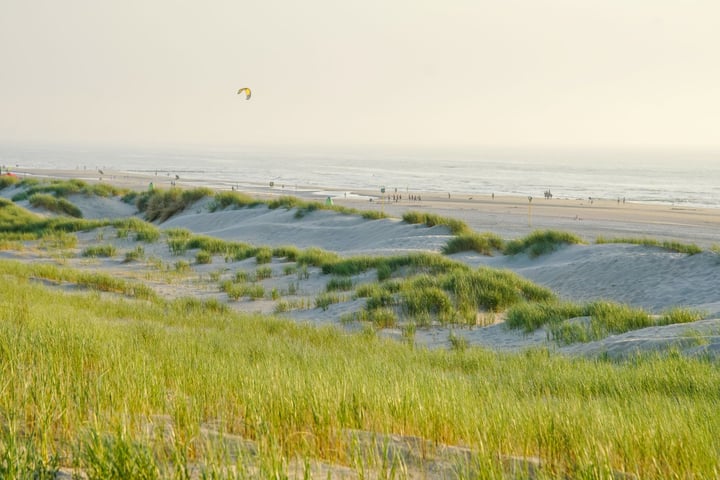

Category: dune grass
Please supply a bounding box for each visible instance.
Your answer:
[82,244,117,258]
[207,191,388,221]
[442,231,504,255]
[595,236,703,254]
[0,200,107,241]
[8,178,128,202]
[0,258,157,301]
[1,266,719,478]
[208,191,263,211]
[113,218,161,243]
[402,211,471,235]
[123,246,145,263]
[138,187,215,222]
[506,300,705,344]
[1,183,719,477]
[28,193,84,218]
[504,229,584,257]
[356,266,556,326]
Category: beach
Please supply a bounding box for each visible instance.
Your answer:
[13,166,720,248]
[4,167,720,357]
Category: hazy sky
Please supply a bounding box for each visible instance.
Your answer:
[1,0,719,150]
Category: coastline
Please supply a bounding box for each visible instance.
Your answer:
[12,166,720,249]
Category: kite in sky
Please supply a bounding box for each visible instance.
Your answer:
[237,87,251,100]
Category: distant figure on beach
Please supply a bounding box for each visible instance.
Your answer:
[448,193,451,199]
[491,193,494,200]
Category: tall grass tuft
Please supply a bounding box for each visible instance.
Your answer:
[595,236,703,254]
[82,244,117,258]
[507,299,705,344]
[28,193,84,218]
[402,211,470,235]
[208,191,263,211]
[141,187,213,222]
[443,232,504,255]
[113,218,160,242]
[504,229,584,257]
[506,301,585,332]
[359,266,556,325]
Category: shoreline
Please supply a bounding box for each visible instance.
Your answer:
[10,166,720,249]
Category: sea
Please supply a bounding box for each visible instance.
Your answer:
[1,143,719,209]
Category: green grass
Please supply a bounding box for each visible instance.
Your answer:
[595,236,703,254]
[1,266,719,478]
[82,244,118,258]
[357,266,556,325]
[3,177,718,477]
[0,199,108,241]
[326,276,353,292]
[28,193,84,218]
[139,187,214,222]
[504,229,584,257]
[113,218,160,242]
[195,250,213,264]
[255,265,273,280]
[402,211,470,235]
[10,178,128,201]
[507,299,705,344]
[0,259,156,300]
[123,246,145,263]
[208,191,263,211]
[315,292,341,311]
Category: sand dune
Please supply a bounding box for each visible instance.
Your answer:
[5,168,720,359]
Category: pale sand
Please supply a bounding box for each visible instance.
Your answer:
[6,167,720,358]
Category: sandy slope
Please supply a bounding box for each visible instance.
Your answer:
[162,206,454,257]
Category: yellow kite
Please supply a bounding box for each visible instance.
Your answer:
[237,87,251,100]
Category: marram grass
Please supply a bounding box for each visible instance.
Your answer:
[1,271,719,478]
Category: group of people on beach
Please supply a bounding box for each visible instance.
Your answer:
[380,194,422,203]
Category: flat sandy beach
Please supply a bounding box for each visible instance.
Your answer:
[5,167,720,358]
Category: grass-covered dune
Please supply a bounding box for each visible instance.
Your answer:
[2,174,720,477]
[2,269,720,479]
